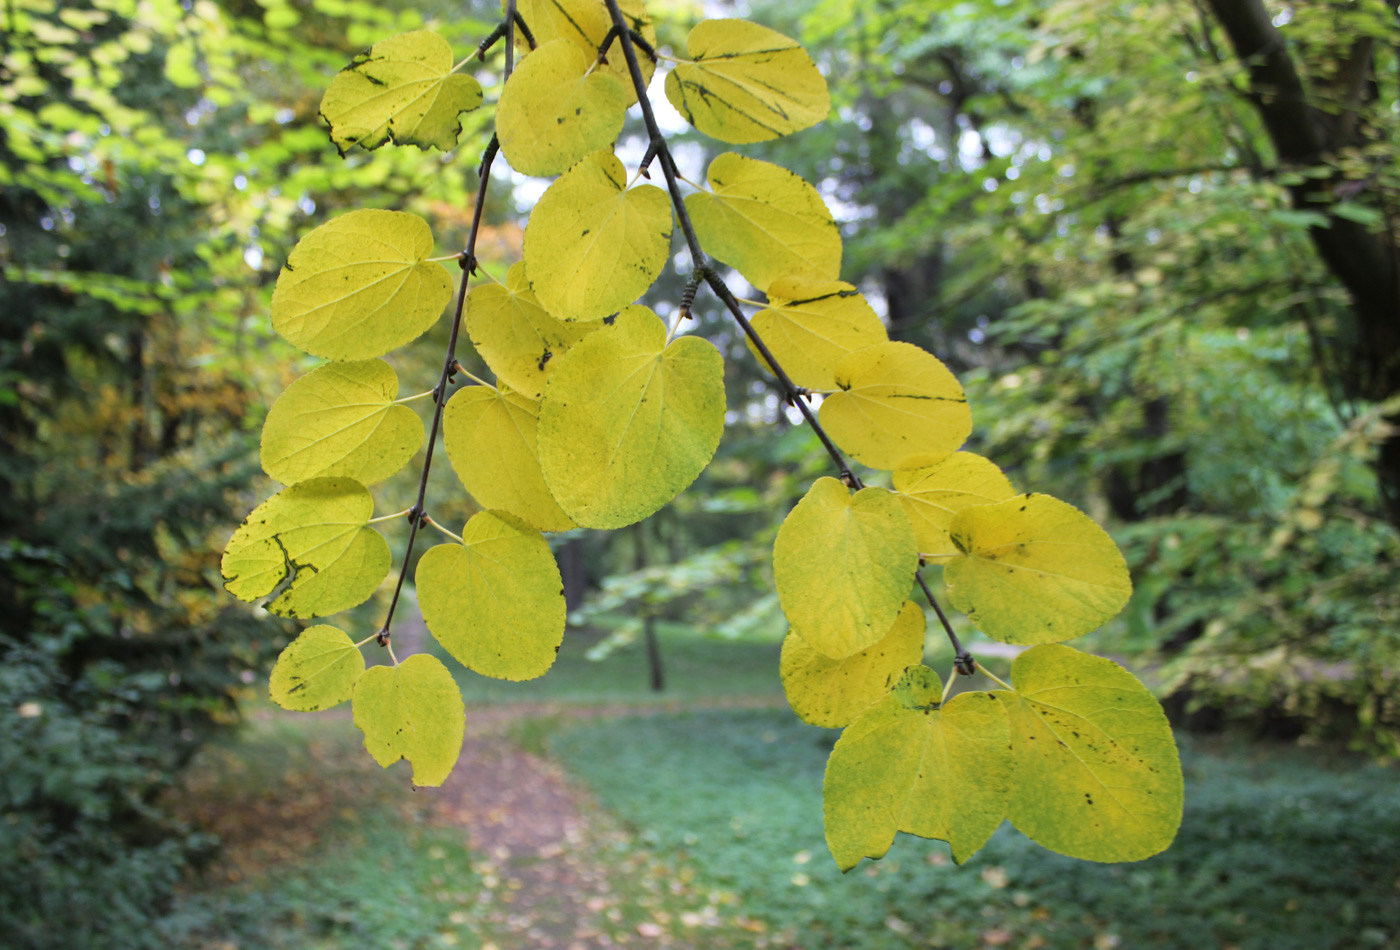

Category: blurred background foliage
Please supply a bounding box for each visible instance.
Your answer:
[1,0,1397,947]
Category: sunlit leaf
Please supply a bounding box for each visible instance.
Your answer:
[995,645,1183,862]
[665,19,829,144]
[748,277,887,391]
[512,0,656,106]
[824,666,1011,870]
[221,478,390,619]
[685,152,841,290]
[538,306,725,528]
[442,384,575,532]
[497,38,629,177]
[819,341,972,470]
[781,600,925,728]
[260,359,423,486]
[270,210,453,361]
[269,625,365,712]
[773,477,917,659]
[892,453,1016,561]
[523,151,672,322]
[944,494,1132,644]
[320,30,483,153]
[353,654,465,787]
[464,262,599,399]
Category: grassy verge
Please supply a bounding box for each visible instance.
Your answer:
[551,707,1400,950]
[160,714,481,950]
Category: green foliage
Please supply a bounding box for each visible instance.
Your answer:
[218,0,1182,875]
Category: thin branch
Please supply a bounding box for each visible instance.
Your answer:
[377,11,515,644]
[601,0,974,670]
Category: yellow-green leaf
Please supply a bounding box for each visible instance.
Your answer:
[944,494,1132,644]
[416,511,567,681]
[523,152,672,322]
[748,277,887,390]
[464,261,599,398]
[665,19,829,144]
[537,306,725,528]
[773,477,917,659]
[221,478,390,619]
[260,359,423,486]
[893,453,1016,561]
[270,210,453,361]
[819,341,972,471]
[269,625,365,712]
[995,644,1183,862]
[824,666,1011,870]
[442,385,575,532]
[352,654,465,787]
[781,600,925,728]
[497,38,629,177]
[319,30,483,153]
[512,0,655,106]
[685,152,841,290]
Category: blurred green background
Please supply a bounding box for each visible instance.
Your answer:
[2,0,1397,947]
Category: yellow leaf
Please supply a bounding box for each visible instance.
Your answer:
[781,600,925,728]
[995,645,1183,862]
[416,511,567,681]
[823,666,1011,870]
[819,341,972,470]
[353,654,465,787]
[221,478,389,619]
[260,359,423,487]
[512,0,656,106]
[537,306,725,528]
[944,494,1132,644]
[464,261,599,399]
[269,625,365,712]
[748,277,887,391]
[523,151,672,322]
[773,477,917,659]
[892,453,1016,561]
[496,39,629,177]
[270,210,453,361]
[319,30,483,152]
[442,384,575,532]
[665,19,829,144]
[685,152,841,290]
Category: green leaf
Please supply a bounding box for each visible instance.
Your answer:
[819,341,972,471]
[523,151,673,322]
[319,30,483,153]
[352,654,465,787]
[995,644,1183,862]
[221,478,390,619]
[269,625,365,712]
[464,261,599,399]
[442,385,575,532]
[665,19,829,144]
[260,359,423,486]
[538,305,725,529]
[270,210,454,361]
[415,510,567,681]
[824,666,1011,870]
[773,477,917,659]
[513,0,656,107]
[685,152,841,291]
[781,599,925,728]
[944,493,1132,644]
[748,277,887,391]
[892,453,1016,561]
[497,38,629,177]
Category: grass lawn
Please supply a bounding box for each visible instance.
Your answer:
[551,707,1400,950]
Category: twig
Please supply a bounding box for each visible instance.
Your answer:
[600,0,973,670]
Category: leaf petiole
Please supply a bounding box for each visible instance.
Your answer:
[978,664,1013,691]
[395,390,437,404]
[368,508,414,524]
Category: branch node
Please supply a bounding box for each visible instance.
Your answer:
[375,628,391,647]
[955,653,977,677]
